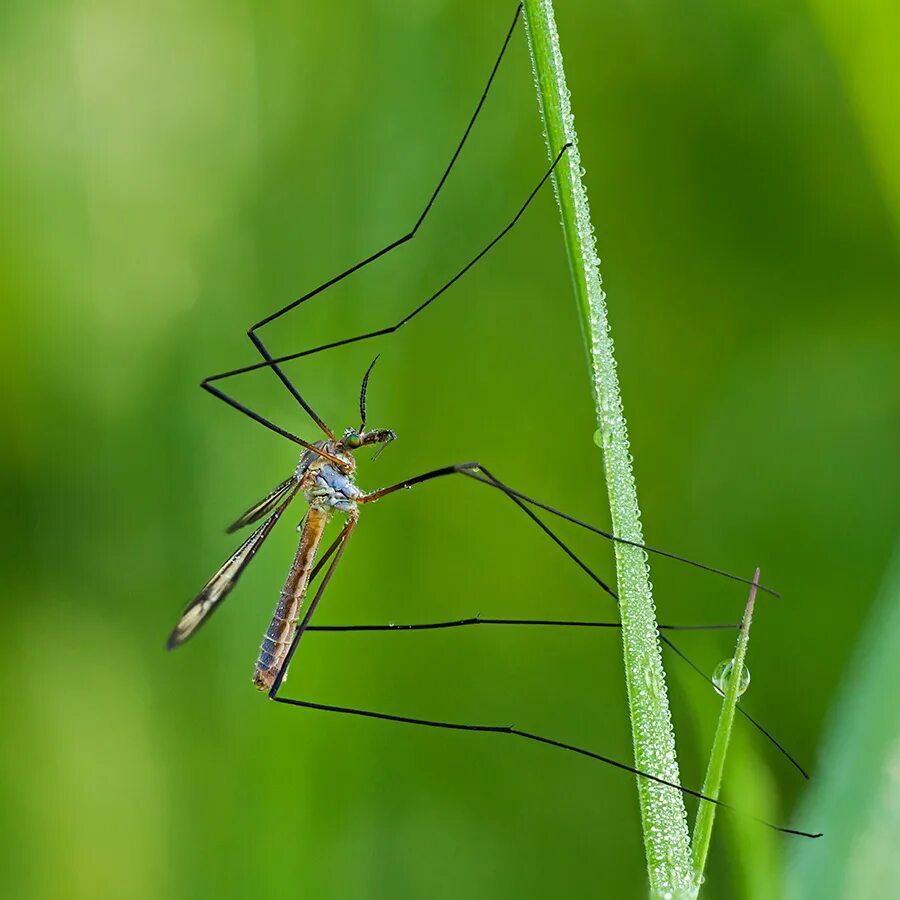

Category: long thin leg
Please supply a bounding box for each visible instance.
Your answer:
[202,144,571,392]
[262,474,814,829]
[305,614,808,778]
[201,382,344,465]
[269,510,359,696]
[307,618,740,633]
[245,4,525,438]
[357,462,481,502]
[464,467,779,598]
[350,459,809,779]
[270,654,819,838]
[467,466,810,779]
[464,466,619,599]
[358,460,701,611]
[269,702,819,838]
[657,631,810,779]
[365,461,619,602]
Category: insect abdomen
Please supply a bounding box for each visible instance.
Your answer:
[254,617,294,690]
[254,507,329,692]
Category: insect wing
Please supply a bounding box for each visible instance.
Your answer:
[167,493,295,649]
[226,476,297,533]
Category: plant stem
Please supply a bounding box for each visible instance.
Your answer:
[691,570,759,886]
[521,1,693,895]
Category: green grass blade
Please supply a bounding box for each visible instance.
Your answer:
[786,537,900,898]
[521,2,693,894]
[690,569,759,888]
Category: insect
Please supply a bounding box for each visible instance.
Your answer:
[167,3,819,839]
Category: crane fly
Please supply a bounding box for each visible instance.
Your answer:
[166,2,820,840]
[167,357,429,691]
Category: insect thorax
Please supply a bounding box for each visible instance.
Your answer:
[299,445,362,513]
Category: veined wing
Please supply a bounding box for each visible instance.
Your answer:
[226,475,297,533]
[167,489,298,649]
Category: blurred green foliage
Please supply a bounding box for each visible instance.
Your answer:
[1,1,897,898]
[787,540,900,898]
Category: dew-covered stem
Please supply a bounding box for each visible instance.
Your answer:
[691,570,759,886]
[522,1,693,895]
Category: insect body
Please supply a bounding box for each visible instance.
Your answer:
[166,3,820,840]
[166,377,409,692]
[252,429,391,691]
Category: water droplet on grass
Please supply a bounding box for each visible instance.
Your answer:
[712,658,750,697]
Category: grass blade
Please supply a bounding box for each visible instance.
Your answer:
[521,1,693,894]
[787,538,900,898]
[691,569,759,888]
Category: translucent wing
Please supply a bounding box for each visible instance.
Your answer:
[226,476,297,534]
[167,490,297,649]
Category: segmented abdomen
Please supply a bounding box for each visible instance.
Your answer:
[254,507,329,691]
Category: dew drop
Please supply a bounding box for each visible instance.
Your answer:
[712,658,750,697]
[643,666,665,704]
[593,428,604,448]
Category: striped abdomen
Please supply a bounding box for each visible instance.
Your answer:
[253,507,329,691]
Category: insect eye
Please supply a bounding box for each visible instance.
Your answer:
[346,432,362,449]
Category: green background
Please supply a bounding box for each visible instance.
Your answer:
[2,1,898,897]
